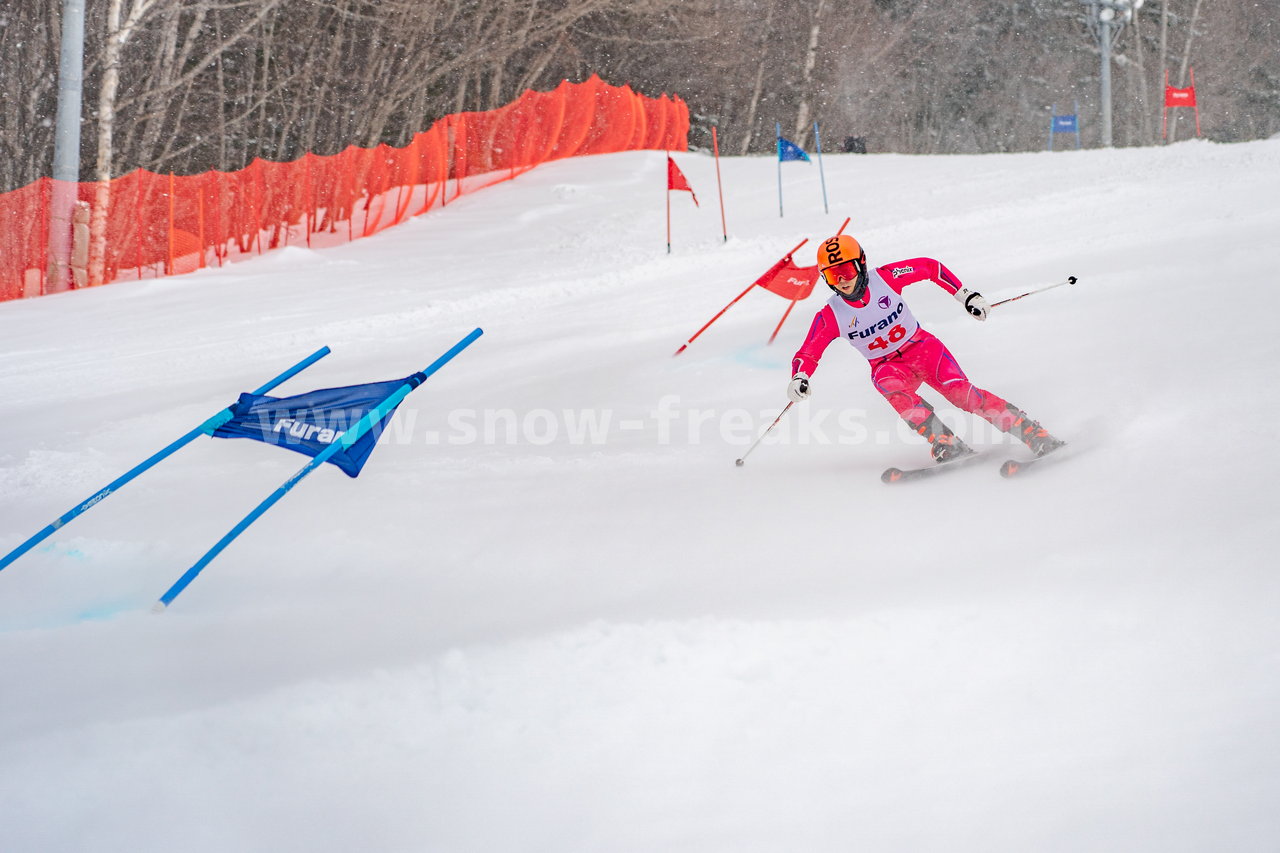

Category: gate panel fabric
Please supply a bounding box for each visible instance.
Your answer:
[2,75,689,302]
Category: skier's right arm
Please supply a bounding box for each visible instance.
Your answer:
[788,306,839,400]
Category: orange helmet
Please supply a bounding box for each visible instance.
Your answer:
[817,234,868,299]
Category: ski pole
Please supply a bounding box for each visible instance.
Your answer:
[735,401,794,467]
[991,275,1077,308]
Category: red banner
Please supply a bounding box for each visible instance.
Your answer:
[753,254,818,301]
[2,75,690,302]
[1162,68,1202,140]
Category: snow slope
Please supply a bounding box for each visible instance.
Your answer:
[2,138,1279,852]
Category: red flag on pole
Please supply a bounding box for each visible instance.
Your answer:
[673,240,817,355]
[667,156,699,206]
[1163,67,1202,140]
[753,253,820,344]
[753,255,818,302]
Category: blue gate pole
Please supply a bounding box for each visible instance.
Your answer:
[776,123,784,218]
[813,121,829,215]
[153,328,483,612]
[0,346,331,573]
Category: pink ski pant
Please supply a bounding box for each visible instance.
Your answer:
[869,329,1016,430]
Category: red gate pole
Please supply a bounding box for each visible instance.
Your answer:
[1162,69,1169,140]
[1191,67,1202,136]
[768,298,801,345]
[674,281,757,356]
[712,126,728,243]
[674,238,808,356]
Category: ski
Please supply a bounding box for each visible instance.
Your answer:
[881,451,984,484]
[999,443,1068,479]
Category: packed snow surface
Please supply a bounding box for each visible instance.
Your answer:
[3,139,1279,852]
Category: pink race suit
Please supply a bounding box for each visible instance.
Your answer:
[792,257,1021,433]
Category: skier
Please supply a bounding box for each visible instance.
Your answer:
[787,233,1063,463]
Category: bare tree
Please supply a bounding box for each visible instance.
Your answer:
[89,0,164,286]
[792,0,828,146]
[0,4,62,193]
[5,0,1279,201]
[736,2,777,155]
[1166,0,1204,141]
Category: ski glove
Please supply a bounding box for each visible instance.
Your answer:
[787,372,811,403]
[956,287,990,321]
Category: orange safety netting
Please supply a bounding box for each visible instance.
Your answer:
[1,75,689,302]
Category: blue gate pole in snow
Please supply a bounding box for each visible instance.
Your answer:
[814,121,829,215]
[776,122,785,218]
[153,327,484,612]
[0,346,332,573]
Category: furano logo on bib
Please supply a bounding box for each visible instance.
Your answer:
[890,266,914,278]
[848,302,906,340]
[878,295,892,309]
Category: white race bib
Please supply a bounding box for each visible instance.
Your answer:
[827,271,921,359]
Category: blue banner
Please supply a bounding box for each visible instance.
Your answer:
[212,377,419,477]
[777,136,810,162]
[1053,115,1079,132]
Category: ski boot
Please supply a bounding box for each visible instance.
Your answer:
[1004,406,1065,457]
[913,411,975,463]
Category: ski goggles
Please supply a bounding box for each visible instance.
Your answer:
[821,259,863,287]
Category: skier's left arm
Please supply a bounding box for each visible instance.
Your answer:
[878,257,989,321]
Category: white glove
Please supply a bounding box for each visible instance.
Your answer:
[956,287,989,321]
[787,372,811,403]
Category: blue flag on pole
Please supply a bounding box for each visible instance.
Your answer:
[211,377,420,477]
[154,329,482,612]
[777,136,810,162]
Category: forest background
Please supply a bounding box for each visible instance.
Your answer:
[1,0,1276,194]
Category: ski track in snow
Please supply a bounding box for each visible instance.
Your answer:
[2,140,1279,852]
